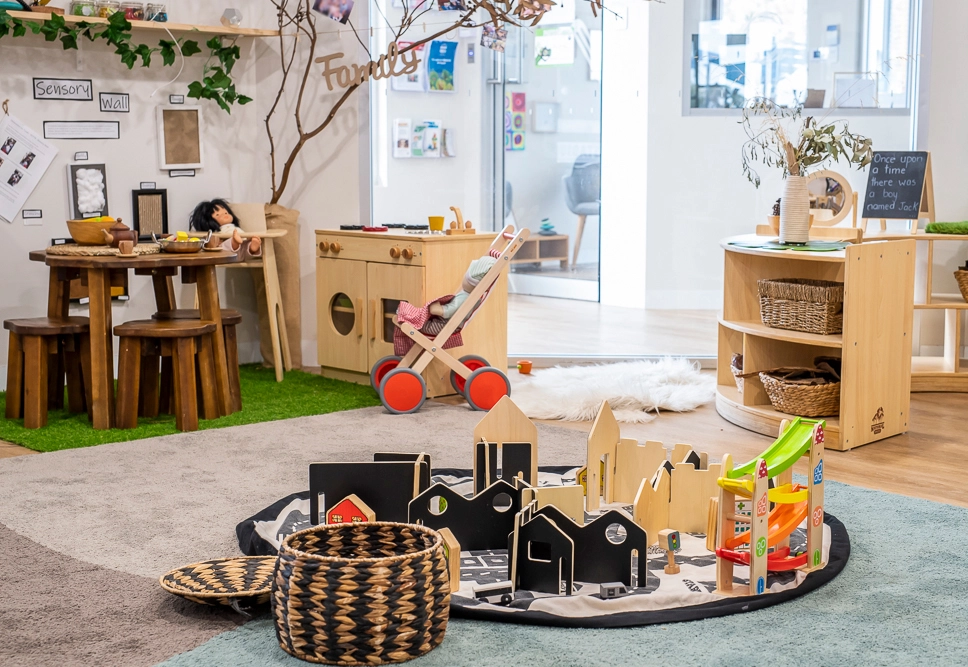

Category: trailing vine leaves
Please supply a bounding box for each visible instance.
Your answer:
[186,37,253,113]
[0,9,249,114]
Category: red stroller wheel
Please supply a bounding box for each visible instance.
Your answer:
[370,355,402,392]
[450,354,490,396]
[379,368,426,414]
[464,367,511,411]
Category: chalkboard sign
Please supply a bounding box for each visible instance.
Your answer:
[862,151,931,219]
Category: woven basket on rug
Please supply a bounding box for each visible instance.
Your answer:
[759,370,841,417]
[159,556,277,607]
[273,521,450,666]
[955,271,968,303]
[758,278,844,335]
[730,353,745,394]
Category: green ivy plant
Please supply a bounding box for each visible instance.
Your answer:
[0,10,251,113]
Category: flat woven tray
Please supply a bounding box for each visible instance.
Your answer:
[46,243,160,257]
[159,556,277,607]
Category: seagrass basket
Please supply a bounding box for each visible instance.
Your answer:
[730,353,745,394]
[758,278,844,335]
[159,556,277,607]
[759,371,841,417]
[273,521,450,666]
[955,270,968,302]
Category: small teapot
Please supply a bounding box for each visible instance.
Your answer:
[101,220,138,249]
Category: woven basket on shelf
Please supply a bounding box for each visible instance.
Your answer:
[159,556,277,607]
[759,371,841,417]
[730,353,745,394]
[758,278,844,335]
[955,271,968,302]
[273,521,450,666]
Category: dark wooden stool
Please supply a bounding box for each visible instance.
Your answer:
[4,317,91,429]
[152,308,243,412]
[114,319,217,432]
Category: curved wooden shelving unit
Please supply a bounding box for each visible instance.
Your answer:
[5,10,280,37]
[717,235,914,452]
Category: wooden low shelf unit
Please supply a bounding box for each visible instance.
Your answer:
[867,231,968,392]
[511,235,569,269]
[717,236,915,451]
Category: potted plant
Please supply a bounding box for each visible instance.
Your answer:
[741,98,873,244]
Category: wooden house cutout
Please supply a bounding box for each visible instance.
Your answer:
[473,396,538,492]
[326,494,376,525]
[586,401,620,511]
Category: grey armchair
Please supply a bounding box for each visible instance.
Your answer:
[563,154,601,267]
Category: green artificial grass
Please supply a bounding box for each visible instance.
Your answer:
[925,222,968,234]
[0,364,381,453]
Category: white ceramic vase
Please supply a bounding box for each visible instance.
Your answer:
[779,175,810,245]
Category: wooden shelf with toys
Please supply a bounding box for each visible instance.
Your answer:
[718,235,914,451]
[5,9,280,37]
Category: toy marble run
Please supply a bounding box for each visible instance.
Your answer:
[712,417,827,596]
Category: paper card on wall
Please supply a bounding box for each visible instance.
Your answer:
[411,123,426,157]
[393,118,412,158]
[426,41,457,92]
[422,120,441,158]
[391,42,427,92]
[535,26,575,67]
[391,0,426,7]
[0,114,58,224]
[442,128,456,157]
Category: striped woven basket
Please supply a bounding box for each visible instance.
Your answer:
[758,278,844,335]
[955,270,968,302]
[159,556,277,607]
[273,522,450,666]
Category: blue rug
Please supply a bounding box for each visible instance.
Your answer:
[157,480,968,666]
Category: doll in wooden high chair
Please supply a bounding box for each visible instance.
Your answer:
[189,199,263,260]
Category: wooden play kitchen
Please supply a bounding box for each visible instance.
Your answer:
[315,228,507,396]
[716,235,915,451]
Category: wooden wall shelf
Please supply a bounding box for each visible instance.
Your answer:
[5,10,280,38]
[717,235,915,451]
[867,232,968,391]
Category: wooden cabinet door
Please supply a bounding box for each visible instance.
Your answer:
[366,263,425,365]
[317,258,368,372]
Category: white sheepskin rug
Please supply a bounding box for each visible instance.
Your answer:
[508,358,715,423]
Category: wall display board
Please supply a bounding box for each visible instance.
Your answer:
[427,41,457,92]
[861,151,934,232]
[0,114,58,223]
[67,163,109,219]
[534,26,575,67]
[44,121,120,140]
[157,106,204,170]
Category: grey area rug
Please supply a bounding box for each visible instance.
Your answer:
[2,404,967,666]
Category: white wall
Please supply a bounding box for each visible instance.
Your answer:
[0,0,368,380]
[640,2,911,310]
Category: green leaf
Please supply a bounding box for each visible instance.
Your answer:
[160,42,175,66]
[60,33,78,50]
[108,11,131,30]
[237,95,253,105]
[120,49,137,69]
[180,39,201,57]
[135,43,153,67]
[187,81,204,99]
[12,22,26,37]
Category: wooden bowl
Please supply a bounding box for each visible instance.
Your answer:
[66,219,115,246]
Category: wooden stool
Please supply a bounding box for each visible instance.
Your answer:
[114,319,216,432]
[4,317,91,429]
[152,308,243,412]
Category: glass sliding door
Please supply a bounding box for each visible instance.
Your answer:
[488,0,603,302]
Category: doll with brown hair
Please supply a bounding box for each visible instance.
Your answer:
[189,199,263,259]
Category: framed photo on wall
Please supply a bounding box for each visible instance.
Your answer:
[67,163,109,219]
[131,188,169,240]
[156,106,204,170]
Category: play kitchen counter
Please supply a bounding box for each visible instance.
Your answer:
[717,235,915,451]
[28,249,242,429]
[315,229,507,397]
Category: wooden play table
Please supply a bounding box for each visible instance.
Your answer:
[29,248,242,430]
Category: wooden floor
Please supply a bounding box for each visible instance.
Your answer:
[528,390,968,509]
[508,294,718,357]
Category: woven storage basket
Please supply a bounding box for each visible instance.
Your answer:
[955,271,968,303]
[159,556,277,606]
[730,353,745,394]
[273,521,450,666]
[758,278,844,335]
[759,372,841,417]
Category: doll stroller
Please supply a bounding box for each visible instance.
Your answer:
[369,225,530,414]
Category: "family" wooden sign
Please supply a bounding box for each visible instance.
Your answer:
[315,42,421,91]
